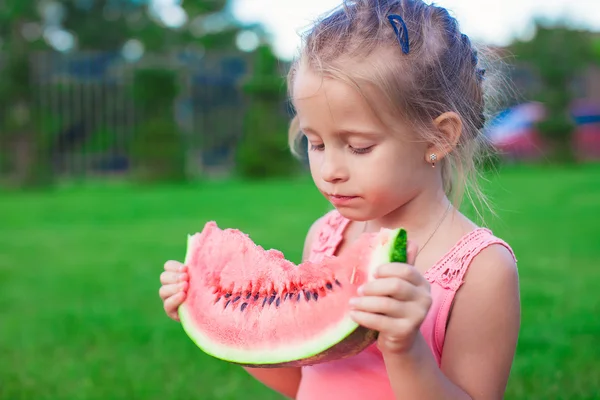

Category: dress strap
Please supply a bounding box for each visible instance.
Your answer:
[424,228,517,291]
[308,210,351,262]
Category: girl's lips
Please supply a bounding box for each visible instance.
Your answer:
[328,194,359,205]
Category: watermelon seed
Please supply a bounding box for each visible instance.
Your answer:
[326,283,333,290]
[304,290,311,302]
[246,292,252,300]
[262,297,268,308]
[335,279,342,287]
[275,297,281,307]
[283,293,288,301]
[224,300,231,309]
[268,295,276,305]
[233,295,241,303]
[215,296,221,304]
[240,303,248,312]
[296,293,301,302]
[312,291,319,301]
[253,293,260,301]
[225,293,232,298]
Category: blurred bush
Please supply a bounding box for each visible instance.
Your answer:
[235,45,298,179]
[130,68,187,183]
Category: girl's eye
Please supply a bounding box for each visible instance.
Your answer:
[349,145,374,155]
[309,143,324,151]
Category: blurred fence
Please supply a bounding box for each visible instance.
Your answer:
[1,49,262,180]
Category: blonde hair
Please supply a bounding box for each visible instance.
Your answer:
[287,0,507,219]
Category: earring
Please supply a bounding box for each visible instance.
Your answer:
[429,153,437,167]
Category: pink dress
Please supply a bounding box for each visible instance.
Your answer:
[295,210,517,400]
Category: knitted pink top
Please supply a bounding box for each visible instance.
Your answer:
[295,210,516,400]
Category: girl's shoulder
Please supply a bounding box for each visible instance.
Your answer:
[424,223,518,292]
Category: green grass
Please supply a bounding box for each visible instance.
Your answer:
[1,164,599,399]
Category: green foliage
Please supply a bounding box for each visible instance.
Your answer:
[130,68,187,183]
[242,45,286,98]
[132,68,179,114]
[130,117,187,183]
[235,45,297,179]
[235,102,297,179]
[59,0,235,51]
[592,37,600,65]
[510,21,595,162]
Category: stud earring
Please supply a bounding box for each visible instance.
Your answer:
[429,153,437,167]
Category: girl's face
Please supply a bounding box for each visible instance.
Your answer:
[292,66,435,222]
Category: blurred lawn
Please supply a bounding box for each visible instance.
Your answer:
[1,164,599,399]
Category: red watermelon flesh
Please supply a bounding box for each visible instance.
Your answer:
[178,221,407,367]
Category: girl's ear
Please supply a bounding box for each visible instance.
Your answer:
[424,112,462,165]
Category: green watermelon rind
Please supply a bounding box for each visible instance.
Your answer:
[178,227,407,366]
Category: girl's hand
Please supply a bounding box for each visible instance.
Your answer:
[159,260,189,321]
[349,242,432,355]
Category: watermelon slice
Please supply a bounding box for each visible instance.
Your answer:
[178,221,407,367]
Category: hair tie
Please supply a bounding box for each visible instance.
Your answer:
[387,14,410,54]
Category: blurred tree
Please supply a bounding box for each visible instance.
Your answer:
[511,20,595,162]
[235,44,297,179]
[0,2,53,188]
[592,36,600,64]
[129,67,187,183]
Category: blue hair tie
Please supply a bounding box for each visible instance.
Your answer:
[387,14,410,54]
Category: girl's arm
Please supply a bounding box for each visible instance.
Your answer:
[242,367,302,399]
[240,216,326,399]
[383,244,520,400]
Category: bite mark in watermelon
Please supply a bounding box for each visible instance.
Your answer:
[178,221,407,367]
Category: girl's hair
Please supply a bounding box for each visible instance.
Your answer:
[286,0,508,220]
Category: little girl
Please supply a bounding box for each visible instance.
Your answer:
[159,1,520,399]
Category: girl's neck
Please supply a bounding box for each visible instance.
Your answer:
[365,187,454,239]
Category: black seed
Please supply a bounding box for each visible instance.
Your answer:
[224,300,231,309]
[312,291,319,301]
[215,296,221,304]
[304,290,311,301]
[326,283,333,290]
[246,292,252,300]
[262,297,268,308]
[296,293,301,302]
[240,303,248,312]
[233,296,241,303]
[254,293,260,301]
[335,279,342,287]
[283,293,288,301]
[268,295,276,305]
[275,297,281,307]
[224,293,232,298]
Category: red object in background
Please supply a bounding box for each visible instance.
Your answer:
[485,101,600,161]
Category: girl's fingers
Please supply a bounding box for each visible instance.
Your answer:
[160,271,188,285]
[375,263,422,286]
[164,260,187,273]
[350,295,405,318]
[159,282,187,300]
[406,240,418,266]
[359,277,417,301]
[164,291,186,315]
[349,310,411,334]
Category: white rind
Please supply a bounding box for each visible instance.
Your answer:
[177,228,401,365]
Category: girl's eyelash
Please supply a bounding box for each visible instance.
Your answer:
[350,145,374,155]
[309,144,374,154]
